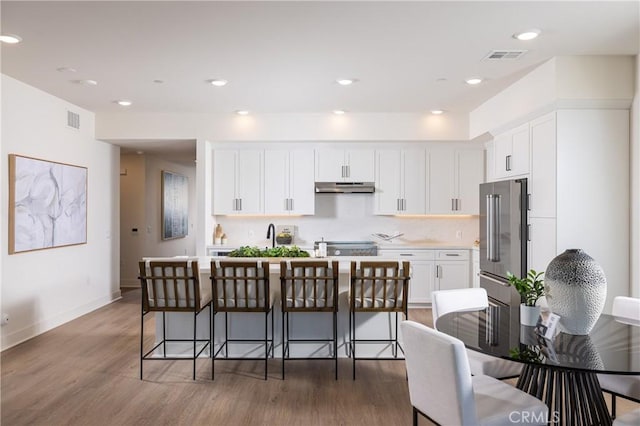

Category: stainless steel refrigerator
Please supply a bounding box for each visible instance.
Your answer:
[479,178,528,350]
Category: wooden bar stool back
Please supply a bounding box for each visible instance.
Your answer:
[138,258,212,380]
[280,260,339,379]
[210,260,274,380]
[349,260,410,379]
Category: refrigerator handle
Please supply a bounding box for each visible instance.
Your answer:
[486,194,501,262]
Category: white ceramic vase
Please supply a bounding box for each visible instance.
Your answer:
[545,249,607,335]
[520,304,541,326]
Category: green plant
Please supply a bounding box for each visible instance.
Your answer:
[506,269,545,307]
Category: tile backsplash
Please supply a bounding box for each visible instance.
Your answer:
[213,194,479,247]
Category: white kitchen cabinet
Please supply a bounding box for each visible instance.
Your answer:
[529,113,556,218]
[471,249,480,288]
[264,150,315,215]
[435,250,470,291]
[435,260,470,292]
[213,149,263,215]
[528,217,556,274]
[378,249,435,305]
[525,110,629,313]
[428,148,484,214]
[315,148,375,182]
[374,149,426,215]
[456,150,484,214]
[409,260,436,305]
[493,122,530,179]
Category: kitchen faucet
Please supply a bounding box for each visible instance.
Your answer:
[266,223,276,248]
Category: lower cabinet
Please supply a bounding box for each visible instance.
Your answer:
[378,248,471,306]
[407,259,436,305]
[435,260,470,292]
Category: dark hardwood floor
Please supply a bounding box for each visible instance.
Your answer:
[1,289,636,425]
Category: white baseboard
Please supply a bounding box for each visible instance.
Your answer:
[1,292,121,351]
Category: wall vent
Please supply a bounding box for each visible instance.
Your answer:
[67,110,80,129]
[483,50,528,60]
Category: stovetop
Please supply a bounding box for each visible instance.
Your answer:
[313,241,378,256]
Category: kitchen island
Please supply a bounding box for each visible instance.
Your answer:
[149,255,415,359]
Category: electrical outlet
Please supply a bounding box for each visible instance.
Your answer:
[456,230,462,239]
[1,313,9,326]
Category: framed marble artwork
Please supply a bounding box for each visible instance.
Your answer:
[9,154,87,254]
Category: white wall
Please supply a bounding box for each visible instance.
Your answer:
[1,75,120,350]
[470,56,636,138]
[632,55,640,298]
[469,59,557,139]
[96,111,470,142]
[119,153,197,287]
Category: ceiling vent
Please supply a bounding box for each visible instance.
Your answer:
[483,50,528,60]
[67,110,80,129]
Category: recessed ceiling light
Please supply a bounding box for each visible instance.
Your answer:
[153,79,164,84]
[436,78,448,83]
[333,110,346,115]
[336,79,357,86]
[72,79,98,86]
[208,79,228,87]
[136,150,144,155]
[0,34,22,44]
[56,67,77,73]
[236,110,249,115]
[115,100,132,106]
[465,78,483,85]
[513,29,541,41]
[431,109,445,115]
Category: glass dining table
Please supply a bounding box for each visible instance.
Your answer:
[436,308,640,426]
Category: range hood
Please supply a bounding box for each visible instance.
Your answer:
[315,182,375,193]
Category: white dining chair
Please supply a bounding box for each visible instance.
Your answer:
[598,296,640,419]
[613,408,640,426]
[431,288,523,379]
[401,320,548,426]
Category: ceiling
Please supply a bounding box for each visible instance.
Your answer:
[1,1,639,159]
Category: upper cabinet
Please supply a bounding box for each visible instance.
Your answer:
[315,148,375,182]
[493,122,530,179]
[213,149,263,215]
[264,150,315,215]
[428,148,484,215]
[375,149,426,215]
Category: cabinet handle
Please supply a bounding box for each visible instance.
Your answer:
[527,224,532,242]
[506,155,512,171]
[397,199,400,211]
[451,198,455,211]
[239,198,242,211]
[289,198,294,211]
[445,253,459,257]
[233,198,238,211]
[456,198,460,211]
[346,165,350,178]
[402,199,406,211]
[435,265,440,278]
